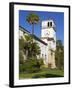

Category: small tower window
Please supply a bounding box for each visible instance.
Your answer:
[50,22,52,27]
[48,22,49,27]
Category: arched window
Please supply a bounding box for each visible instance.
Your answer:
[50,22,52,27]
[48,22,49,27]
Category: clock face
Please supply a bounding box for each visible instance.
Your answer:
[45,31,50,37]
[48,31,50,35]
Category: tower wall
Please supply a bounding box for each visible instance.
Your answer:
[41,20,56,68]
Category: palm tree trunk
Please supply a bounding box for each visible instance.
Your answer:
[32,23,34,58]
[32,23,34,34]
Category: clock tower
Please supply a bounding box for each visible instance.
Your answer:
[41,20,56,68]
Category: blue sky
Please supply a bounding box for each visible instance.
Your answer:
[19,10,64,43]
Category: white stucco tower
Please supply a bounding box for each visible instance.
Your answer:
[41,20,56,68]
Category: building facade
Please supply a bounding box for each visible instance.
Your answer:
[41,20,56,68]
[19,20,56,68]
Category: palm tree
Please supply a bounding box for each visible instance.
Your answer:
[19,34,41,59]
[24,34,40,58]
[26,13,39,34]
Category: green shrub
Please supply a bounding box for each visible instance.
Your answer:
[19,51,24,64]
[19,64,26,73]
[37,58,44,66]
[19,58,41,73]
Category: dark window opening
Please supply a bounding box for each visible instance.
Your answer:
[48,22,49,27]
[50,22,52,27]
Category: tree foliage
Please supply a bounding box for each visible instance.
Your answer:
[26,13,39,24]
[23,35,41,58]
[55,40,64,69]
[19,34,43,73]
[26,13,40,34]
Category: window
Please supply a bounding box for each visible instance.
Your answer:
[53,40,55,43]
[42,54,44,58]
[45,54,47,60]
[48,22,52,27]
[48,22,49,27]
[50,22,52,27]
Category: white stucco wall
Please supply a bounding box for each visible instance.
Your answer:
[41,20,56,51]
[48,41,56,51]
[19,29,28,40]
[41,20,56,66]
[36,40,48,65]
[42,20,55,29]
[19,30,23,39]
[41,28,56,38]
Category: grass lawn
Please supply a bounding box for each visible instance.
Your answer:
[19,69,64,79]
